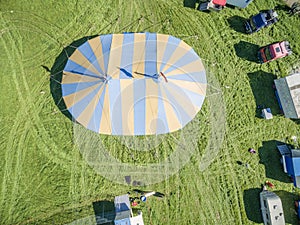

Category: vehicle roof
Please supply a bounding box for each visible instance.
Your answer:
[213,0,226,6]
[270,42,286,58]
[252,13,267,29]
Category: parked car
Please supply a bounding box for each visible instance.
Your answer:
[258,41,292,63]
[245,9,278,34]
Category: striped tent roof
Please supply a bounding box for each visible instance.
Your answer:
[62,33,207,135]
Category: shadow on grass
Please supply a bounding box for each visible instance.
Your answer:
[93,200,115,225]
[247,70,280,118]
[275,190,300,225]
[291,119,300,126]
[243,188,263,223]
[50,35,98,122]
[259,140,291,184]
[183,0,198,8]
[234,41,260,63]
[227,15,246,33]
[274,4,290,12]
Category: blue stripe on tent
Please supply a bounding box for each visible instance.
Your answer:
[78,40,104,75]
[108,80,123,135]
[100,34,113,74]
[164,49,199,74]
[167,35,182,45]
[168,82,205,108]
[163,86,192,127]
[134,79,146,135]
[160,36,181,72]
[119,33,134,79]
[156,86,169,134]
[62,81,101,96]
[87,85,107,133]
[144,33,157,76]
[68,84,102,119]
[64,60,100,77]
[168,71,207,83]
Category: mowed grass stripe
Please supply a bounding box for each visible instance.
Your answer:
[0,17,30,222]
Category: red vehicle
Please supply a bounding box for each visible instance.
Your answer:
[258,41,292,63]
[198,0,226,12]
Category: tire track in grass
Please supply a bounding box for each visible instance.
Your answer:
[178,10,243,224]
[6,114,34,223]
[217,136,248,224]
[0,12,90,223]
[217,74,262,223]
[0,19,60,223]
[187,151,235,224]
[0,11,65,62]
[0,16,29,223]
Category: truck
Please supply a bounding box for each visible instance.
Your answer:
[258,41,292,64]
[245,9,278,34]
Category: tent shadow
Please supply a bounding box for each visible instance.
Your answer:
[259,140,291,184]
[183,0,198,9]
[93,200,116,225]
[227,15,247,33]
[247,70,280,118]
[50,35,98,122]
[234,41,260,63]
[243,188,263,223]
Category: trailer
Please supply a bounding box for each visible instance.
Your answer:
[226,0,253,8]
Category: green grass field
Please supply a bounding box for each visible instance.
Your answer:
[0,0,300,224]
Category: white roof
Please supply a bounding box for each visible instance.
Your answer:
[285,73,300,117]
[274,73,300,118]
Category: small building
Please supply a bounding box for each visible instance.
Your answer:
[274,73,300,119]
[277,142,300,188]
[226,0,253,8]
[114,194,144,225]
[260,189,285,225]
